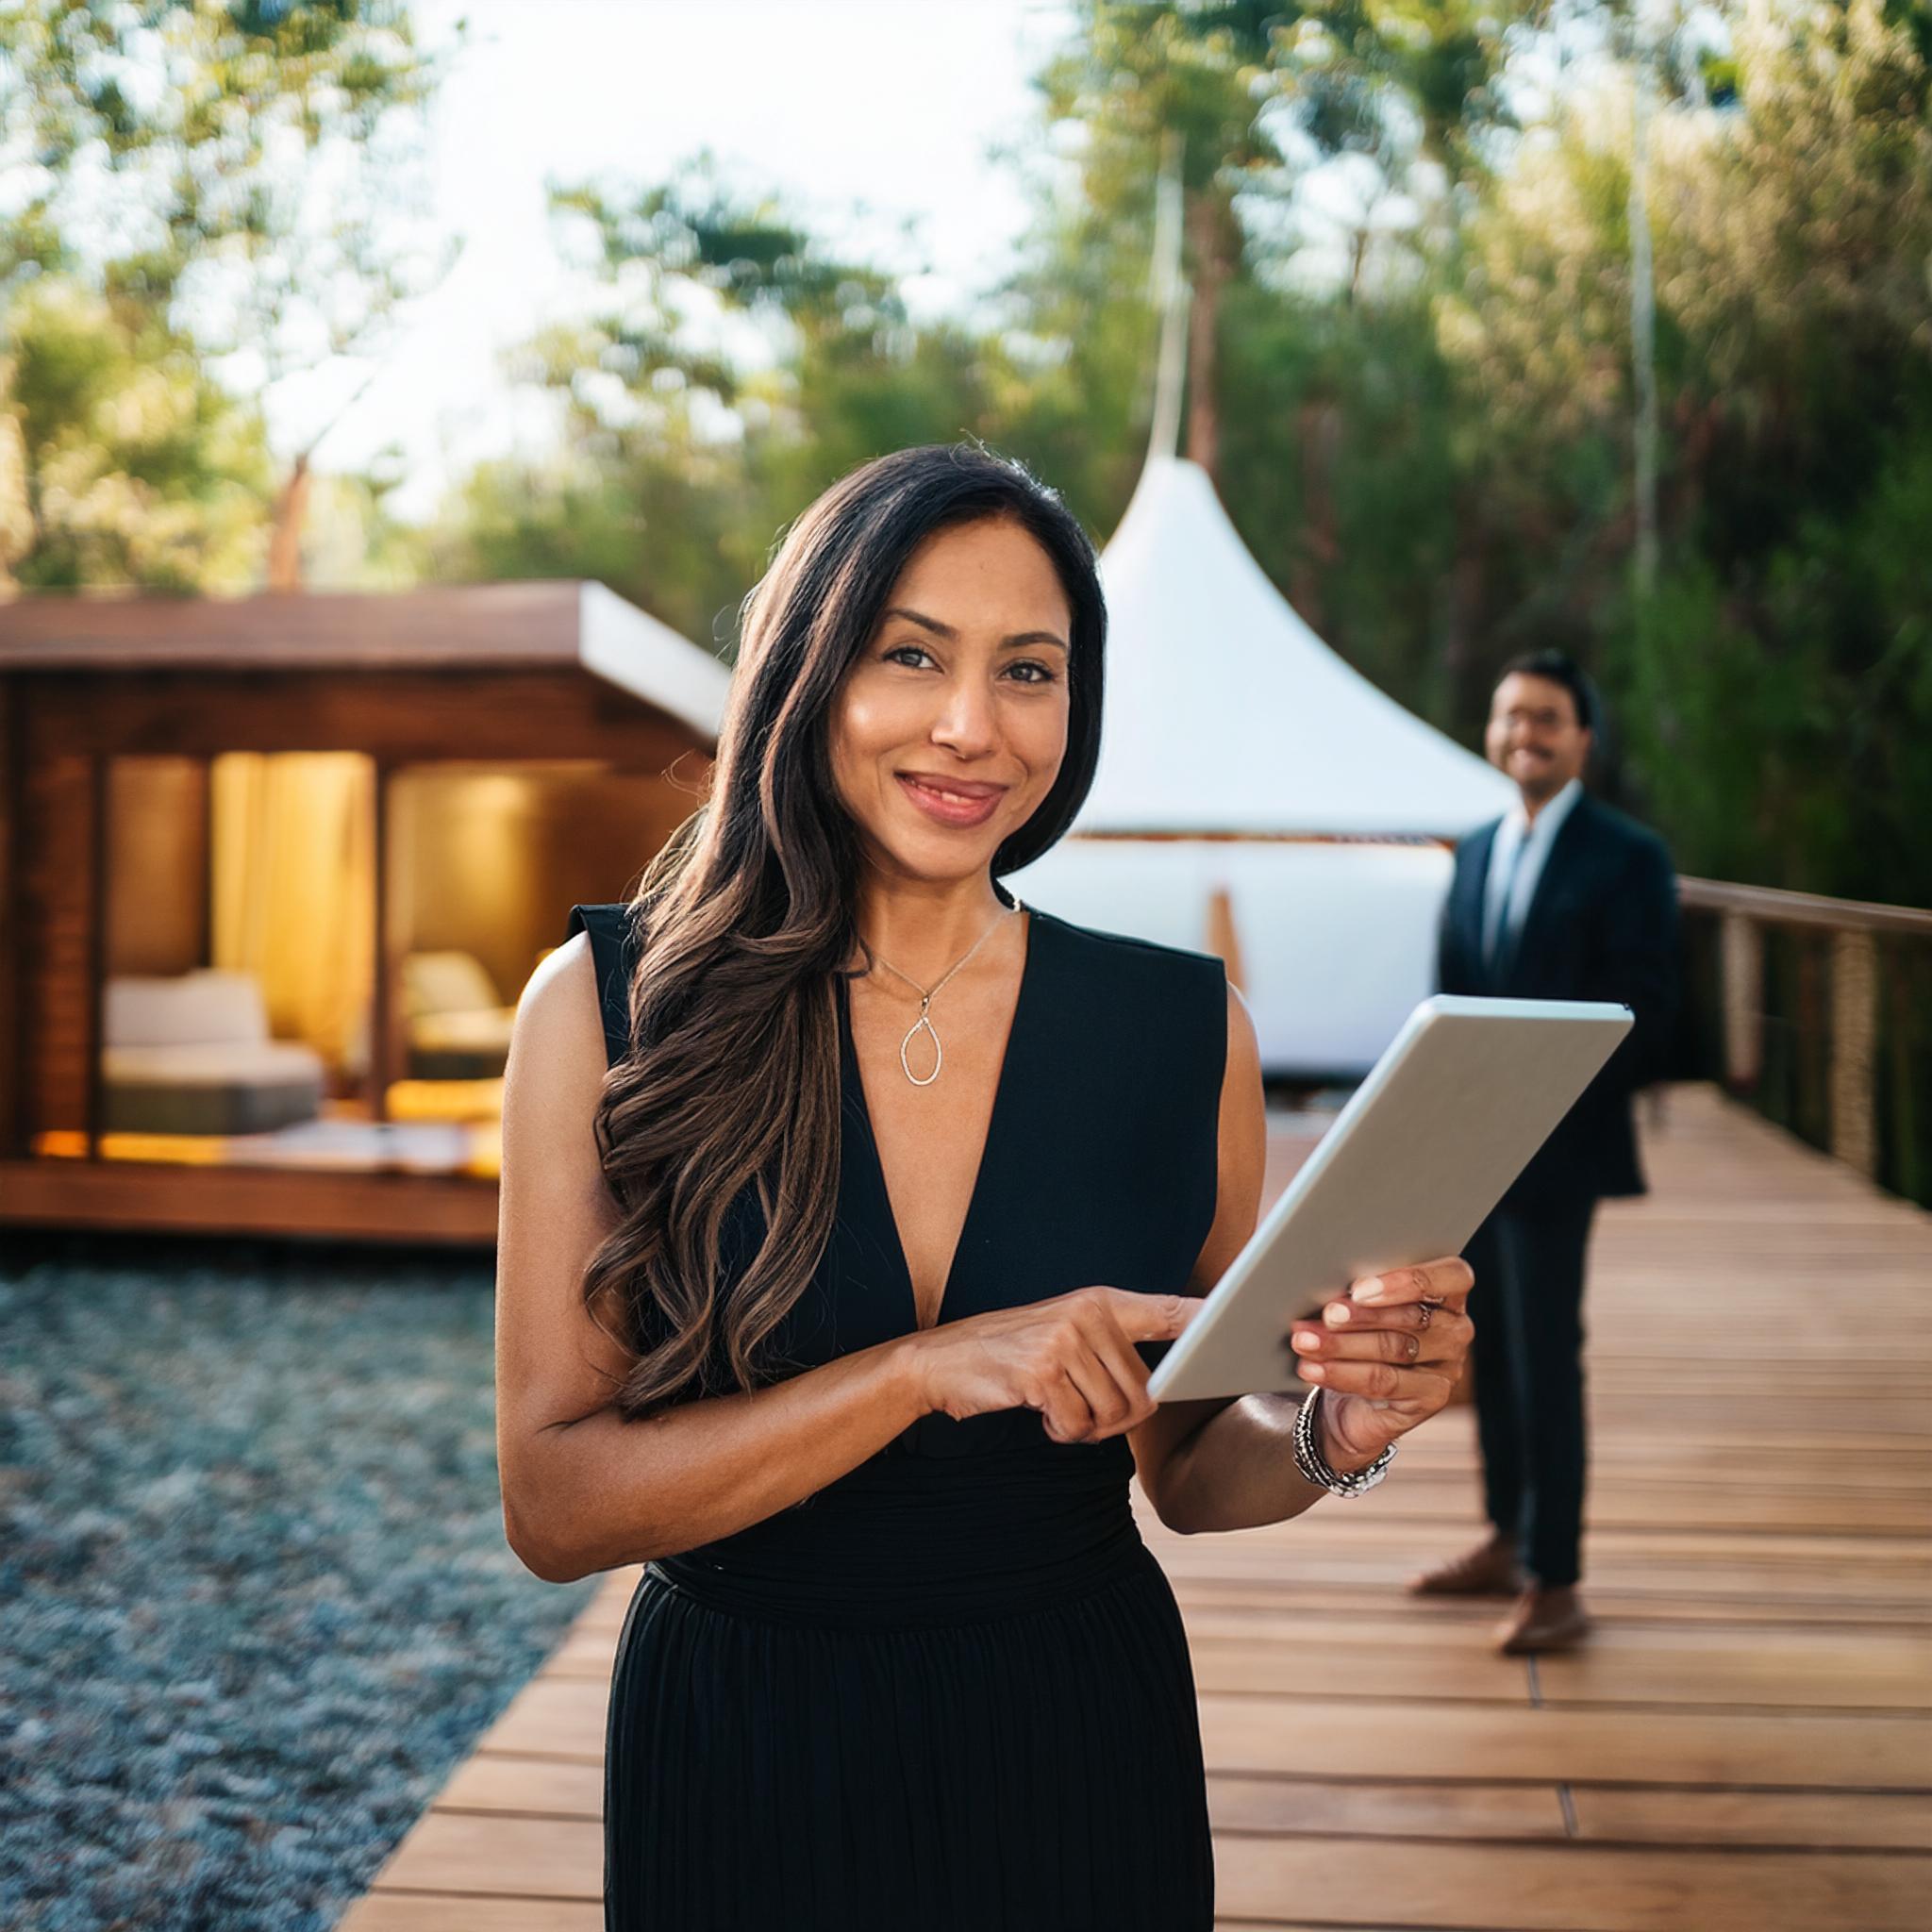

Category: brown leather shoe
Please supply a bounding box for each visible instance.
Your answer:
[1494,1585,1592,1654]
[1407,1533,1524,1597]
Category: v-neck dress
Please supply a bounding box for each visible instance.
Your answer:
[563,899,1228,1931]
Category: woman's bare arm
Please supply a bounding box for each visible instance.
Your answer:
[494,934,928,1583]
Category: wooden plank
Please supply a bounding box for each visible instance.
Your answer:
[1167,1576,1932,1630]
[1150,1533,1932,1597]
[338,1894,602,1932]
[28,665,700,766]
[1530,1627,1932,1711]
[1183,1617,1932,1711]
[1198,1695,1932,1790]
[1154,1552,1932,1611]
[474,1678,606,1764]
[1208,1775,1567,1840]
[1209,1779,1932,1853]
[440,1754,604,1821]
[546,1630,621,1677]
[1568,1787,1932,1852]
[1341,1485,1932,1538]
[0,581,589,665]
[1144,1516,1932,1572]
[367,1813,601,1900]
[0,1155,498,1242]
[1211,1838,1931,1932]
[1189,1638,1533,1704]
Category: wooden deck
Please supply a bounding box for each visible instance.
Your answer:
[340,1084,1932,1932]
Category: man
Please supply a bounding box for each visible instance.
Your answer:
[1422,650,1679,1654]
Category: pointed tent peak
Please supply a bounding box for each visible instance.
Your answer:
[1105,452,1220,551]
[1076,455,1514,840]
[1102,455,1324,651]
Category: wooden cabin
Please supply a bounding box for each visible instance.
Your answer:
[0,581,731,1244]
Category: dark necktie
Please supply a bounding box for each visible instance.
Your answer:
[1484,832,1526,973]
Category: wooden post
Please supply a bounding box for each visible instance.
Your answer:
[1720,910,1763,1091]
[1205,885,1246,995]
[370,759,394,1122]
[1830,927,1878,1178]
[0,680,17,1159]
[85,753,108,1159]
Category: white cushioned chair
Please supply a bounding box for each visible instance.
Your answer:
[402,950,517,1079]
[102,970,327,1136]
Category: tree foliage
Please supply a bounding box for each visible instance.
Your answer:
[0,275,272,589]
[1440,0,1932,898]
[0,0,446,589]
[9,0,1927,908]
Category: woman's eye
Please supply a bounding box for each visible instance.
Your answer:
[880,644,1056,683]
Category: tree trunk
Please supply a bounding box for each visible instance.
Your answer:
[267,452,311,592]
[1184,190,1232,482]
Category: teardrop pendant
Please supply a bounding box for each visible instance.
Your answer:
[899,1004,942,1086]
[869,899,1020,1087]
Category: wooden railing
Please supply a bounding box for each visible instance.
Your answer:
[1675,875,1932,1208]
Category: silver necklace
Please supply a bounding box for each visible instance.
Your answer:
[869,900,1023,1087]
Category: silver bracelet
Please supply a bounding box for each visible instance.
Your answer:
[1292,1386,1396,1497]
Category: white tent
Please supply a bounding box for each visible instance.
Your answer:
[1075,456,1511,836]
[1008,456,1514,1075]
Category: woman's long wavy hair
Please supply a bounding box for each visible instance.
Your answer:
[582,443,1107,1420]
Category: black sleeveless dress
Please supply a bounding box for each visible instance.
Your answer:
[563,899,1227,1931]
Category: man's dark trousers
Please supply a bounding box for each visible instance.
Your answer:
[1463,1199,1596,1588]
[1437,789,1680,1592]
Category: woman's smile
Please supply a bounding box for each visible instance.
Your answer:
[895,771,1009,828]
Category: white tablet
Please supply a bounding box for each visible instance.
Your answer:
[1145,995,1634,1405]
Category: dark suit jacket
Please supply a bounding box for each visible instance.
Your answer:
[1437,791,1679,1211]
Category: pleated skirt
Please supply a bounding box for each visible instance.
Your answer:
[603,1539,1214,1930]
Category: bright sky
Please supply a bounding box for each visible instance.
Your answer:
[290,0,1071,521]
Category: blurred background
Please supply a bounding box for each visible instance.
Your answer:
[2,3,1928,1928]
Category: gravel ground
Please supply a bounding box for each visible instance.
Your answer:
[0,1231,599,1932]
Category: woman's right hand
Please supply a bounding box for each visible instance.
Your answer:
[901,1287,1207,1444]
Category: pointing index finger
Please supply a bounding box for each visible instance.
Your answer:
[1103,1288,1208,1341]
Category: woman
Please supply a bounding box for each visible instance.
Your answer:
[495,443,1474,1929]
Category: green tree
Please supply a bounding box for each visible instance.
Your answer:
[0,0,449,590]
[426,158,1017,646]
[1,274,272,590]
[1439,0,1932,899]
[1030,1,1289,475]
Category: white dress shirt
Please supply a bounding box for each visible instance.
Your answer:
[1482,776,1584,969]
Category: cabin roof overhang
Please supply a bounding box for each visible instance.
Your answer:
[0,580,734,741]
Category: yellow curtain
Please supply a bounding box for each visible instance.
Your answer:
[210,752,375,1069]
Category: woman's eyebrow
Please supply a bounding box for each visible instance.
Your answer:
[881,606,1070,651]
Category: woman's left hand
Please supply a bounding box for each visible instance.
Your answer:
[1285,1257,1475,1470]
